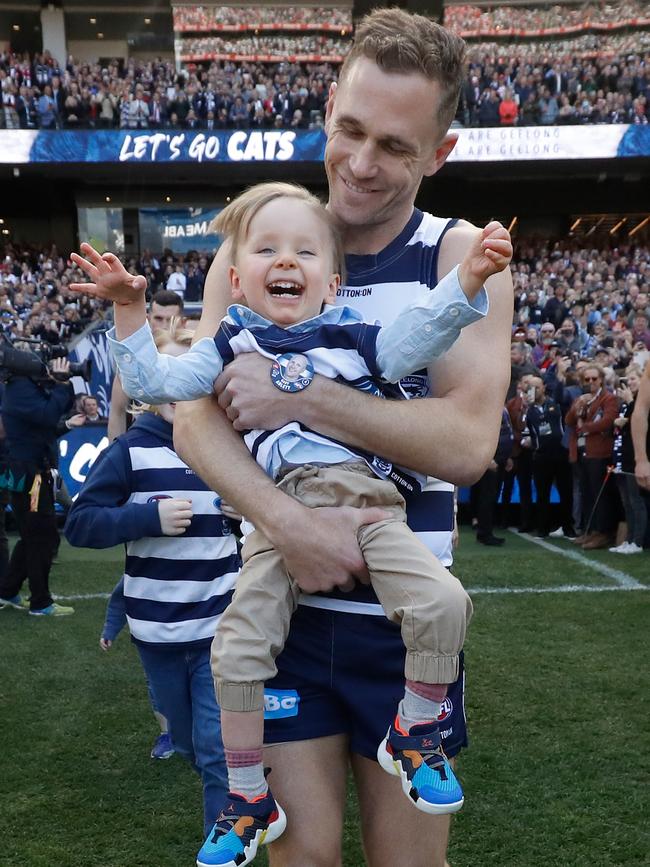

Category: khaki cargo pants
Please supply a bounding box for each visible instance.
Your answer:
[212,463,473,712]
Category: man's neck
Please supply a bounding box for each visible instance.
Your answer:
[335,205,416,258]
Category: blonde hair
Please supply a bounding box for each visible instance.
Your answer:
[210,182,345,280]
[339,7,466,136]
[130,320,195,416]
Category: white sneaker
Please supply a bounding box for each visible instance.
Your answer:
[622,542,643,554]
[549,528,564,539]
[609,542,631,553]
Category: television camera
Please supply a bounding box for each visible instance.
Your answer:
[0,335,91,382]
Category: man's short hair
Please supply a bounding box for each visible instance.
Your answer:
[339,7,466,136]
[150,289,184,312]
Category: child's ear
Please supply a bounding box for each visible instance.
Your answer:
[324,273,340,305]
[230,265,244,299]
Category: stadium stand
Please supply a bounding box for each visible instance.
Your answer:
[444,1,649,38]
[172,5,353,32]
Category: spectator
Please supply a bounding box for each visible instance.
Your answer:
[36,84,57,129]
[478,88,500,126]
[610,366,646,553]
[166,264,186,300]
[127,84,150,129]
[526,375,575,538]
[538,86,559,124]
[499,88,518,126]
[566,364,619,549]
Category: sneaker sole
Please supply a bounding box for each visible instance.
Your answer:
[377,736,464,815]
[0,599,29,611]
[151,751,174,759]
[196,803,287,867]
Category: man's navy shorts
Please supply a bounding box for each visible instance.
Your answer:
[263,604,468,760]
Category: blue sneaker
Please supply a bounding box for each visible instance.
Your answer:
[151,732,174,760]
[377,716,464,814]
[0,594,30,611]
[196,789,286,867]
[28,602,74,617]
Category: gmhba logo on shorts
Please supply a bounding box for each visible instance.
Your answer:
[263,688,300,719]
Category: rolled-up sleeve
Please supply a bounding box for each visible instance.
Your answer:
[107,322,223,403]
[375,265,489,384]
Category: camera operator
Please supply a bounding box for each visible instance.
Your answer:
[0,356,75,616]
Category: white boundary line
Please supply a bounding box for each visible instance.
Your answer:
[54,592,110,601]
[52,534,648,603]
[513,531,645,590]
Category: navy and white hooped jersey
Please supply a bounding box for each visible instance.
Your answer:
[300,209,458,616]
[64,413,240,647]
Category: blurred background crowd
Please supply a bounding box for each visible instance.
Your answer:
[1,0,648,131]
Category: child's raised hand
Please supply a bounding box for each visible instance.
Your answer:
[69,243,147,305]
[458,221,513,300]
[158,498,193,536]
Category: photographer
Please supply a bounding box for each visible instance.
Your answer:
[0,356,75,616]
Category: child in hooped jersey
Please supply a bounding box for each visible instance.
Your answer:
[64,323,239,840]
[70,183,512,867]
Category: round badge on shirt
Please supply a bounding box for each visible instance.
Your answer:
[270,353,314,393]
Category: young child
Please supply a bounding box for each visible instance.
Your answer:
[71,183,512,867]
[64,323,240,841]
[100,576,175,760]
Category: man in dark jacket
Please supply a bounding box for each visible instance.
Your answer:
[0,358,75,615]
[526,376,575,538]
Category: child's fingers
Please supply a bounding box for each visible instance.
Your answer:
[79,242,106,266]
[70,252,98,279]
[483,238,512,256]
[483,247,510,266]
[481,220,504,237]
[69,282,98,295]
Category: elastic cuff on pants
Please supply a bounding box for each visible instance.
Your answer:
[405,653,460,686]
[217,680,265,712]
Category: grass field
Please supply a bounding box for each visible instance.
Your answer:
[1,529,648,867]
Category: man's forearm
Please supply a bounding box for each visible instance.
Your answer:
[298,378,498,486]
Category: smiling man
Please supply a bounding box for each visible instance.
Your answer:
[174,9,513,867]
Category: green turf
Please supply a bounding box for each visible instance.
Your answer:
[1,532,648,866]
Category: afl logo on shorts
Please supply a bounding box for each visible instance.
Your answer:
[147,494,172,503]
[437,697,453,722]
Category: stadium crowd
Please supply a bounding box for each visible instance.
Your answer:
[2,37,649,129]
[172,4,352,32]
[3,230,646,573]
[444,0,649,36]
[472,238,650,552]
[3,231,650,558]
[178,35,349,62]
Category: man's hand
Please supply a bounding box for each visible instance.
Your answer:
[69,243,147,306]
[457,220,513,300]
[66,413,87,428]
[158,498,193,536]
[50,357,72,381]
[215,352,299,431]
[269,503,391,594]
[635,459,650,491]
